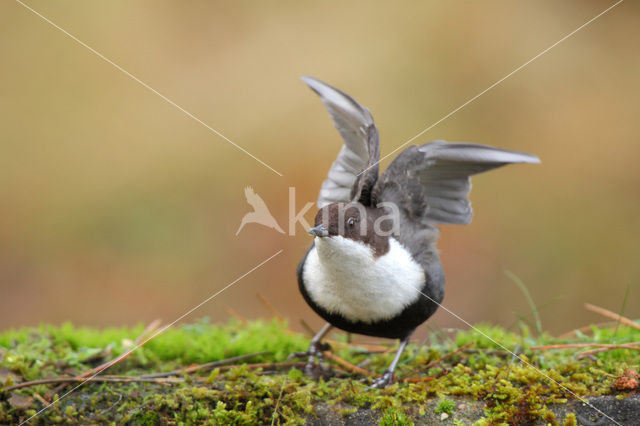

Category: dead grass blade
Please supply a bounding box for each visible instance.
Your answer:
[584,303,640,331]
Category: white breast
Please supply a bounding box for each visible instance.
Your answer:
[303,236,425,323]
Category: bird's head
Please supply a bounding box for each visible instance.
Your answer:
[308,202,395,256]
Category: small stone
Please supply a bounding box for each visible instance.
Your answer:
[440,412,449,420]
[8,394,33,409]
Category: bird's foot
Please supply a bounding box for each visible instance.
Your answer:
[287,350,309,361]
[370,370,395,389]
[287,341,332,379]
[287,341,331,360]
[303,359,332,380]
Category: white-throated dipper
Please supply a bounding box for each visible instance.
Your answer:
[294,77,540,388]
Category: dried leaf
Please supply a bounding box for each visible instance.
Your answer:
[8,393,33,409]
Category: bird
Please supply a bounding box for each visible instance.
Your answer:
[236,186,285,235]
[294,77,540,388]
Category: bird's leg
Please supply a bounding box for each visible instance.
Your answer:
[288,323,333,378]
[304,323,333,377]
[371,333,411,388]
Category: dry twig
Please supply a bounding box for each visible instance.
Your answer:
[2,361,309,393]
[584,303,640,331]
[79,319,162,379]
[400,369,450,383]
[557,321,618,339]
[424,342,475,370]
[256,293,283,321]
[401,342,474,380]
[224,307,248,324]
[322,351,374,376]
[270,377,287,426]
[138,352,271,379]
[44,319,162,400]
[530,342,640,351]
[299,319,316,337]
[325,339,391,353]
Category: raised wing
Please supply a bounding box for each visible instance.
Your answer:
[302,77,380,208]
[373,140,540,225]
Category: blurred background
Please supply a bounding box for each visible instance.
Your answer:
[1,1,638,339]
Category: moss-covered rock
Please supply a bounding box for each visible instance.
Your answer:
[1,319,638,424]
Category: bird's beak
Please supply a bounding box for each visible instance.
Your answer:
[307,225,329,237]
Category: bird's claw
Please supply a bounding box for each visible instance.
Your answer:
[370,370,395,389]
[287,341,330,360]
[287,351,310,361]
[303,360,331,380]
[287,341,332,379]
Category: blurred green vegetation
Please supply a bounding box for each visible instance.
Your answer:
[0,319,309,380]
[0,1,639,334]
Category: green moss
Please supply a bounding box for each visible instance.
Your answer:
[562,412,578,426]
[135,410,160,425]
[1,318,638,424]
[435,398,455,415]
[379,407,413,426]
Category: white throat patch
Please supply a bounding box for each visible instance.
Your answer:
[303,236,425,323]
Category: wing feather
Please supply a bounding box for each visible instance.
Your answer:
[373,140,540,226]
[302,77,379,207]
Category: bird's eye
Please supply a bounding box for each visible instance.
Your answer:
[347,218,355,227]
